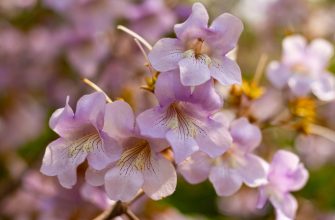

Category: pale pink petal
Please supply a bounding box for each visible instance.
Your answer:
[57,166,77,189]
[266,61,291,89]
[288,74,312,97]
[179,56,211,86]
[196,121,232,158]
[311,72,335,101]
[174,2,209,40]
[75,92,106,128]
[307,38,334,71]
[270,193,297,220]
[136,107,169,138]
[208,13,243,55]
[103,100,134,140]
[210,56,242,86]
[40,138,69,176]
[191,80,222,113]
[105,166,144,202]
[143,156,177,200]
[282,35,306,65]
[209,164,243,196]
[148,38,184,72]
[238,154,269,187]
[166,130,199,164]
[155,70,191,106]
[230,117,262,152]
[178,151,211,184]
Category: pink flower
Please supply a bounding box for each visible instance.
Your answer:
[178,117,268,196]
[148,2,243,86]
[40,92,121,188]
[267,35,335,101]
[137,70,232,163]
[257,150,309,220]
[86,100,177,202]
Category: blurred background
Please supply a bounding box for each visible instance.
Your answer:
[0,0,335,219]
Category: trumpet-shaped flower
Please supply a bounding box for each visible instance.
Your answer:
[86,100,177,202]
[148,2,243,86]
[257,150,309,220]
[40,92,121,188]
[267,35,335,101]
[137,70,232,163]
[178,117,268,196]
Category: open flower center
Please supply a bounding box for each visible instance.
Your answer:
[68,132,102,158]
[159,102,206,138]
[117,138,153,175]
[292,63,309,75]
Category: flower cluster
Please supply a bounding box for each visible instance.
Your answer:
[40,2,335,220]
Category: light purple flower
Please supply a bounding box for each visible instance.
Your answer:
[267,35,335,101]
[178,117,268,196]
[40,92,121,188]
[86,100,177,202]
[257,150,309,220]
[137,70,232,163]
[148,2,243,86]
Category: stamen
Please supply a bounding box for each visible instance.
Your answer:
[117,25,152,50]
[117,140,154,175]
[194,38,204,56]
[83,78,113,103]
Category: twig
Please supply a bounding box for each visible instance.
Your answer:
[125,209,140,220]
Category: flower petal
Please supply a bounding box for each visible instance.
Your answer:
[307,38,334,71]
[148,38,184,72]
[40,138,69,176]
[57,165,77,189]
[166,130,199,164]
[270,193,297,220]
[238,154,269,187]
[208,13,243,55]
[87,134,121,170]
[75,92,106,129]
[174,2,209,40]
[288,74,312,97]
[104,166,144,202]
[196,120,232,158]
[209,164,243,196]
[155,70,191,106]
[210,56,242,86]
[190,79,222,113]
[142,156,177,200]
[230,117,262,152]
[266,61,291,89]
[136,107,169,138]
[282,35,306,65]
[103,100,135,140]
[179,56,211,86]
[178,151,211,184]
[311,72,335,101]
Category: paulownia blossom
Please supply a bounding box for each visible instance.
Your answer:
[267,35,335,101]
[137,70,232,163]
[178,117,268,196]
[40,92,121,188]
[86,100,177,202]
[148,2,243,86]
[257,150,309,220]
